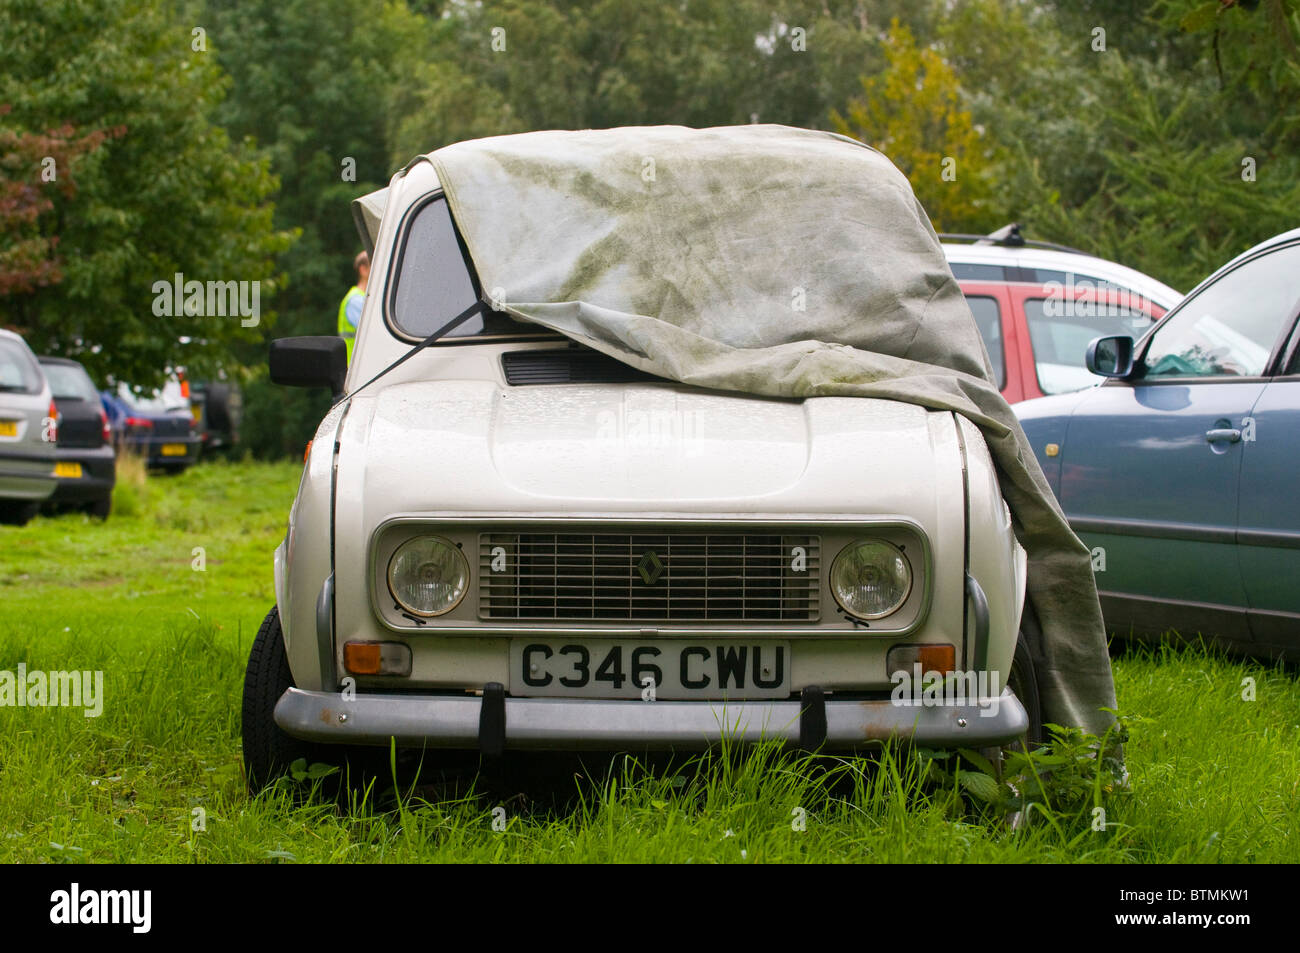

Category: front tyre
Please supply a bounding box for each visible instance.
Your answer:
[241,605,317,793]
[1004,631,1043,748]
[0,500,39,526]
[977,603,1045,777]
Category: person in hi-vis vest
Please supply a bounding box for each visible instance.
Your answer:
[337,251,369,362]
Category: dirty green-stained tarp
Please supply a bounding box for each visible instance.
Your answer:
[428,124,1116,734]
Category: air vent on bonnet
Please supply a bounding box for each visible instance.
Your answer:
[501,348,661,385]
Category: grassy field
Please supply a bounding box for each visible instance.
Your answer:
[0,459,1296,863]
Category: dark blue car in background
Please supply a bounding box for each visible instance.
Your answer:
[101,380,202,472]
[1016,228,1300,658]
[38,356,116,518]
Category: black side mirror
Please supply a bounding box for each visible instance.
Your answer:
[269,337,347,397]
[1085,335,1134,379]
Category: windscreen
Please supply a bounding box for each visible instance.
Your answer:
[43,363,100,401]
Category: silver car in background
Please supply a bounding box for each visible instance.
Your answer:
[0,329,57,525]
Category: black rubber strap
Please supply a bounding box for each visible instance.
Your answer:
[479,682,507,759]
[343,299,485,400]
[798,685,827,752]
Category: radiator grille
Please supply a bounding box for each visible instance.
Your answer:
[479,531,820,622]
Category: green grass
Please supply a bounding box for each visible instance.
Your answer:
[1,459,1297,862]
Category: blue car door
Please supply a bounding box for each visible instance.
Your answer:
[1059,240,1300,645]
[1236,323,1300,651]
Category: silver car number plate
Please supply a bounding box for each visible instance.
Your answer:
[510,640,791,700]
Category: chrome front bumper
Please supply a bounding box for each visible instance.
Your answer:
[274,687,1028,750]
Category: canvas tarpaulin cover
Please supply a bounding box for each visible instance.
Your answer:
[428,124,1117,734]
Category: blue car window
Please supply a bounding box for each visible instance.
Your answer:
[1142,243,1300,379]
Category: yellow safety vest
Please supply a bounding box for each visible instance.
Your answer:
[337,286,364,362]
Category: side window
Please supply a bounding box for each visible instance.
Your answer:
[1141,243,1300,379]
[964,295,1005,388]
[389,195,556,340]
[949,263,1005,281]
[1023,297,1156,395]
[390,196,483,338]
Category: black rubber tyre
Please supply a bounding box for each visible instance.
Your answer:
[979,605,1046,782]
[86,496,112,521]
[1004,633,1044,748]
[0,500,39,526]
[242,606,320,793]
[205,382,233,432]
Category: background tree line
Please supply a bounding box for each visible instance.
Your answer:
[3,0,1297,457]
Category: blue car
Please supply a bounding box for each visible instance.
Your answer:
[100,381,201,472]
[1016,228,1300,658]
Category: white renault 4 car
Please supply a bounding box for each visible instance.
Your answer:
[241,146,1037,790]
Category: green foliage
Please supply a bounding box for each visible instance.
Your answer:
[388,0,920,162]
[923,711,1132,830]
[288,758,339,783]
[937,0,1300,290]
[238,370,332,460]
[0,0,294,388]
[201,0,420,347]
[0,107,120,295]
[1003,53,1300,290]
[831,18,999,231]
[198,0,430,455]
[108,450,150,519]
[6,0,1299,452]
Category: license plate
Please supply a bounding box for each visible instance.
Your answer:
[510,640,790,699]
[160,443,187,456]
[0,420,16,437]
[53,462,82,478]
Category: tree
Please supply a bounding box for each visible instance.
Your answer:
[938,0,1300,290]
[830,19,999,232]
[202,0,429,342]
[0,108,119,295]
[199,0,435,456]
[0,0,293,388]
[1004,53,1300,290]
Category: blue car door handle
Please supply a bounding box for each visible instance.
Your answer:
[1205,428,1242,443]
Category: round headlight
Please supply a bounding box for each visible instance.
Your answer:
[387,536,470,617]
[830,539,912,620]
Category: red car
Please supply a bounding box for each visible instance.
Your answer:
[944,228,1181,402]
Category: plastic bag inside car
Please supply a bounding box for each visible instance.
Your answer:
[429,124,1117,734]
